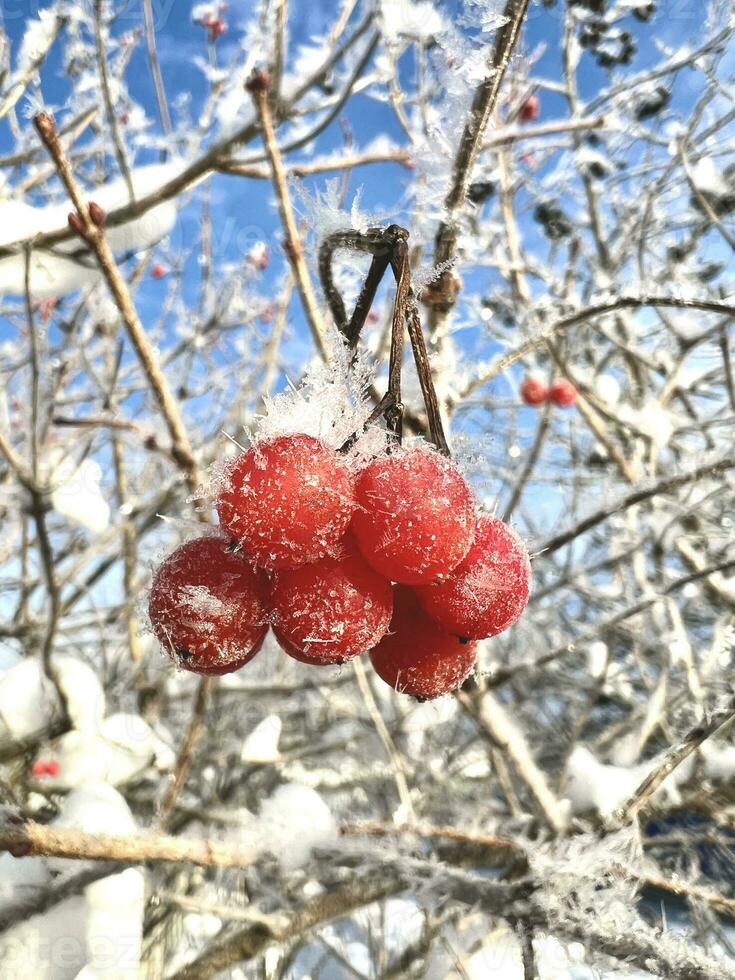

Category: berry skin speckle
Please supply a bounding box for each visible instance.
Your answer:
[350,448,475,585]
[216,434,356,570]
[370,587,477,700]
[148,535,269,675]
[416,515,532,640]
[271,541,393,664]
[520,375,549,406]
[549,378,578,407]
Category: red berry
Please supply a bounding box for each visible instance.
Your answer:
[148,535,269,675]
[416,515,531,640]
[520,375,549,406]
[519,94,540,122]
[277,632,352,666]
[549,378,578,407]
[271,542,393,665]
[216,434,356,570]
[32,759,60,778]
[151,263,168,280]
[351,448,475,585]
[370,588,477,700]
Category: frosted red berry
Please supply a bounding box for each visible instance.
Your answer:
[151,264,169,280]
[370,588,477,700]
[519,94,540,122]
[271,542,393,665]
[148,535,269,675]
[520,375,549,406]
[549,378,578,407]
[351,448,475,585]
[416,515,531,640]
[277,633,353,666]
[216,434,356,570]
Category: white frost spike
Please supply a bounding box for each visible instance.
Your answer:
[257,783,338,870]
[241,714,282,763]
[255,333,387,465]
[0,654,105,745]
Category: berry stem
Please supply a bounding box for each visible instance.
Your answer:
[320,224,449,453]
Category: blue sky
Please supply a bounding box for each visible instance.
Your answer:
[0,0,723,467]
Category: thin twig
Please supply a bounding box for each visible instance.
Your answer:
[0,820,259,869]
[33,112,200,491]
[352,658,415,822]
[156,676,214,828]
[429,0,530,327]
[611,705,735,826]
[247,70,331,361]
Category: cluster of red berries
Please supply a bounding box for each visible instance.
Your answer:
[520,375,578,408]
[148,434,532,700]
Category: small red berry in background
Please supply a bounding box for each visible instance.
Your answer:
[151,264,168,280]
[216,434,356,569]
[32,759,61,779]
[416,515,531,640]
[549,378,578,408]
[35,297,58,322]
[520,375,549,406]
[247,242,270,271]
[519,93,540,122]
[351,448,475,585]
[271,541,393,665]
[205,16,227,41]
[148,535,269,675]
[370,588,477,700]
